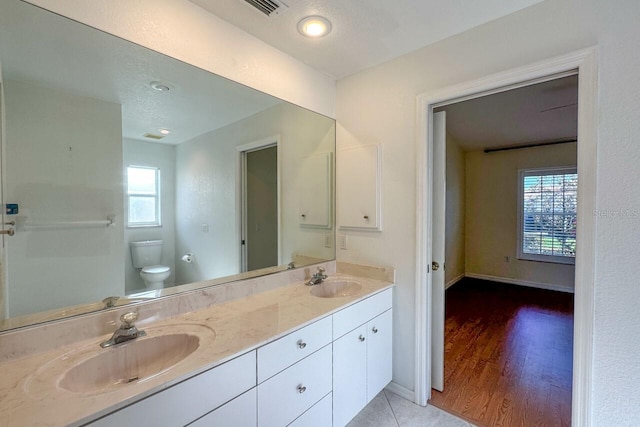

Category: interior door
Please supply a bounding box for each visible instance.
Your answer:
[431,111,446,392]
[243,145,278,272]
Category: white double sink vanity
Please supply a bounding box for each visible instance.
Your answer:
[0,264,394,427]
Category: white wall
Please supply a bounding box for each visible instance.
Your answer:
[123,138,176,293]
[3,79,124,316]
[175,103,335,285]
[445,134,465,286]
[23,0,335,118]
[337,1,640,423]
[465,144,576,291]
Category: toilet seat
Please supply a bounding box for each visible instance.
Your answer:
[141,265,170,274]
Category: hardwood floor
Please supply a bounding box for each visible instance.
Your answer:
[428,278,573,427]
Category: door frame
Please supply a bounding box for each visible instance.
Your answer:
[236,135,282,272]
[414,47,598,427]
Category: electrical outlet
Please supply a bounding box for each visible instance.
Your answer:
[201,223,209,233]
[339,234,347,250]
[324,234,332,248]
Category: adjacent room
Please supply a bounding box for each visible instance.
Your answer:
[429,75,578,425]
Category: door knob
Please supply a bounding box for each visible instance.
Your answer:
[432,261,439,271]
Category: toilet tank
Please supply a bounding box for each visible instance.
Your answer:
[130,240,163,268]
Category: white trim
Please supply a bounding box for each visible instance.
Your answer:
[415,47,597,427]
[464,272,574,294]
[237,135,282,270]
[384,382,415,402]
[445,273,465,290]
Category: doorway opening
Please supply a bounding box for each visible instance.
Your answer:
[427,74,578,425]
[415,48,597,427]
[239,138,281,272]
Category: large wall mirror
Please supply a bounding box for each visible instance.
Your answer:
[0,1,335,331]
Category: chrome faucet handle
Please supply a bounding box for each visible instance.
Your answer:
[120,312,138,329]
[317,267,326,275]
[102,296,119,308]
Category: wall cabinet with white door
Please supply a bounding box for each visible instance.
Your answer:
[85,288,392,427]
[338,144,382,230]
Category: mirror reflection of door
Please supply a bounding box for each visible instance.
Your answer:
[243,145,278,272]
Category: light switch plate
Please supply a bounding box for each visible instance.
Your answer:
[339,234,347,250]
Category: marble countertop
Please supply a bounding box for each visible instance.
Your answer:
[0,273,393,427]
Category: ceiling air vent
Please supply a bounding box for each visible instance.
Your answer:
[143,133,165,140]
[243,0,287,17]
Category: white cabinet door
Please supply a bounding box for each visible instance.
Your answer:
[366,309,393,402]
[189,388,256,427]
[288,392,332,427]
[333,288,392,339]
[333,325,367,427]
[258,315,332,382]
[338,144,381,230]
[258,345,332,427]
[89,351,256,427]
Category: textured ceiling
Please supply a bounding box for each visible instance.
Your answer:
[190,0,543,78]
[437,75,578,151]
[0,1,281,145]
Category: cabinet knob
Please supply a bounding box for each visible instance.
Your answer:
[372,327,379,334]
[359,335,366,342]
[297,340,307,349]
[297,384,307,394]
[301,214,306,218]
[363,215,369,220]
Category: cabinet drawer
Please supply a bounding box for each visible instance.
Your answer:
[258,345,332,427]
[258,315,332,382]
[189,388,256,427]
[288,392,332,427]
[89,351,256,427]
[333,288,392,339]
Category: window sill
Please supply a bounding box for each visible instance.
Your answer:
[517,254,575,265]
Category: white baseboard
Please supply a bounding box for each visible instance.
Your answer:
[445,273,465,290]
[384,381,416,403]
[465,272,574,293]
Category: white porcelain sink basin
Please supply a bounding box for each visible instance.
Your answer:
[310,280,362,298]
[59,333,200,393]
[25,323,216,397]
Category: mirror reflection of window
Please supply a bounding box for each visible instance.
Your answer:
[127,166,161,227]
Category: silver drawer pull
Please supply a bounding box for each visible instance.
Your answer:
[359,335,365,342]
[372,327,379,334]
[297,340,307,349]
[297,384,307,394]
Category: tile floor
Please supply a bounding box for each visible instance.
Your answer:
[348,389,474,427]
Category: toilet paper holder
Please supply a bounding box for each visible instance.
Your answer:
[181,253,194,263]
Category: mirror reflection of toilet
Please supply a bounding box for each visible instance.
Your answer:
[130,240,171,289]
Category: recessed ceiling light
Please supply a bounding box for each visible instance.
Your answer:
[159,128,171,135]
[149,81,173,92]
[297,16,332,38]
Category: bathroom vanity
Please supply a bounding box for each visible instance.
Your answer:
[0,265,394,427]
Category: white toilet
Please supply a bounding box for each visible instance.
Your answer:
[130,240,171,289]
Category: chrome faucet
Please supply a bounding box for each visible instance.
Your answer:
[306,267,328,286]
[102,296,120,309]
[100,312,146,348]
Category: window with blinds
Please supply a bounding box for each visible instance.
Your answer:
[518,167,577,264]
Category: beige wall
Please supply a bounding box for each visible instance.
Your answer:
[465,143,576,291]
[445,134,465,286]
